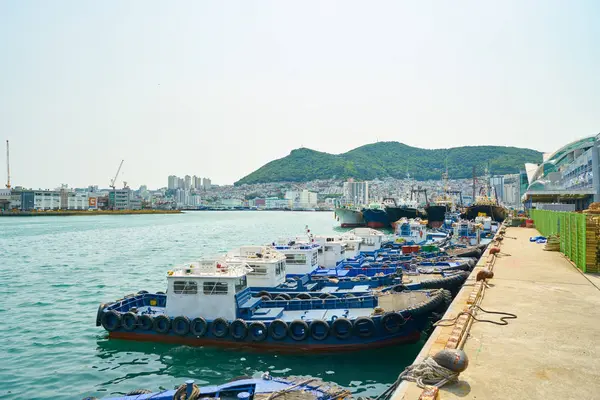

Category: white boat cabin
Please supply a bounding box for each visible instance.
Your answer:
[165,260,251,321]
[313,236,347,268]
[453,220,481,245]
[269,239,320,276]
[346,228,386,252]
[475,216,492,231]
[226,246,287,288]
[337,233,362,259]
[394,218,428,244]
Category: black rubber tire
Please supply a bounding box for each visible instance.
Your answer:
[344,293,356,298]
[230,319,248,340]
[268,319,288,340]
[277,293,292,301]
[126,389,152,395]
[261,295,271,301]
[331,317,353,340]
[138,314,153,331]
[190,317,208,336]
[172,316,190,336]
[96,303,107,327]
[325,294,337,299]
[274,295,289,301]
[257,291,271,299]
[156,291,166,295]
[353,317,376,338]
[381,312,406,334]
[137,290,148,295]
[248,321,268,341]
[121,312,138,331]
[101,310,121,332]
[211,318,229,338]
[153,315,171,334]
[295,293,312,300]
[309,319,330,341]
[319,293,330,299]
[289,320,309,341]
[392,284,407,293]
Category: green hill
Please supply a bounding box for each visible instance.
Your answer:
[234,142,542,185]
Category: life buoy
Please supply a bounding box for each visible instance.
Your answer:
[121,312,138,331]
[381,312,406,333]
[230,319,248,340]
[138,314,154,331]
[309,319,330,341]
[289,320,309,341]
[268,319,288,340]
[248,321,268,341]
[96,303,107,327]
[101,310,121,332]
[353,317,376,338]
[191,317,208,336]
[211,318,229,338]
[172,316,190,336]
[331,317,353,339]
[153,315,171,334]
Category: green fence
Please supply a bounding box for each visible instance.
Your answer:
[530,209,587,272]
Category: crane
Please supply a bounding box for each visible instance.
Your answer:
[110,160,124,210]
[5,140,10,189]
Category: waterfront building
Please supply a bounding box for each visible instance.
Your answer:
[343,179,369,205]
[202,177,212,190]
[109,188,142,210]
[184,175,192,190]
[523,134,600,210]
[168,175,178,190]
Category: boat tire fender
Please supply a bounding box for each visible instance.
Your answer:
[392,284,407,293]
[353,317,376,338]
[101,310,121,332]
[268,319,288,340]
[121,312,138,331]
[248,321,268,341]
[211,318,230,338]
[309,319,330,341]
[382,312,406,334]
[331,317,353,340]
[96,303,107,327]
[289,320,309,341]
[137,290,148,295]
[256,291,271,299]
[138,314,154,331]
[230,319,248,340]
[153,315,171,334]
[172,316,191,336]
[295,293,312,300]
[191,317,208,336]
[277,293,292,301]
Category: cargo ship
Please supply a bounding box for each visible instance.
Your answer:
[361,202,389,228]
[334,204,365,227]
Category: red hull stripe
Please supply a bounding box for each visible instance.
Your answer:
[367,222,387,229]
[108,331,421,353]
[340,223,366,228]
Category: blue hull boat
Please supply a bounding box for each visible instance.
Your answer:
[92,375,350,400]
[97,260,447,352]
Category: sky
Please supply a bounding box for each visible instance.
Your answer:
[1,1,599,189]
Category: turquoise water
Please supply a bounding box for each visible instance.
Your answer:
[0,212,424,399]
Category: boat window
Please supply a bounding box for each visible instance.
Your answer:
[324,246,332,251]
[247,264,267,275]
[203,282,228,295]
[285,254,307,265]
[276,261,285,275]
[173,281,198,294]
[312,253,318,265]
[235,276,247,292]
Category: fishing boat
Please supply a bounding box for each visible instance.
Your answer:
[269,240,321,276]
[393,218,448,245]
[345,227,386,252]
[96,259,447,351]
[464,196,507,222]
[385,197,424,227]
[94,375,351,400]
[361,202,389,229]
[334,203,365,228]
[452,220,482,246]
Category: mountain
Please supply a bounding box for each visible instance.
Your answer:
[234,142,543,185]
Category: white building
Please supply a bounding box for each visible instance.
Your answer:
[265,197,292,209]
[202,178,211,190]
[343,180,369,205]
[168,175,178,190]
[284,190,317,209]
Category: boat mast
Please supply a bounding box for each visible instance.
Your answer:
[5,140,10,189]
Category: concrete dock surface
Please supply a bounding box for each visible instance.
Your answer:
[394,227,600,400]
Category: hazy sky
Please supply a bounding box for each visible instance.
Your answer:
[1,1,599,189]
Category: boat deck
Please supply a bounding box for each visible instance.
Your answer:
[393,227,600,400]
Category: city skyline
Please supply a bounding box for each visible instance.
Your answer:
[2,2,599,189]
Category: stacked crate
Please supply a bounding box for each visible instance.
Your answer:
[585,215,600,273]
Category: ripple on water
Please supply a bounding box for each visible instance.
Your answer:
[0,212,423,400]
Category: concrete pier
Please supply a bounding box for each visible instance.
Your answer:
[393,227,600,400]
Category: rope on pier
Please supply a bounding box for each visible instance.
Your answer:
[398,356,460,388]
[433,305,517,327]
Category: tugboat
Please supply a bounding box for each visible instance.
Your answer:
[94,375,351,400]
[361,202,390,229]
[96,259,447,351]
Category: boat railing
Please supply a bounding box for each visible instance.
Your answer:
[262,296,377,311]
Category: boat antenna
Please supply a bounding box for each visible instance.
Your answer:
[5,140,10,189]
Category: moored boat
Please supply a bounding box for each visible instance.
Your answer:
[96,259,447,352]
[361,202,389,229]
[334,204,365,228]
[384,198,425,226]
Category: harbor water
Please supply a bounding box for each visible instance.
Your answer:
[0,212,425,400]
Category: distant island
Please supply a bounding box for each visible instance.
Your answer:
[235,142,543,185]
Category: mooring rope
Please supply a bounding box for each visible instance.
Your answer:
[398,356,460,388]
[433,305,517,327]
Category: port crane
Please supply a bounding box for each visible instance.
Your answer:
[5,140,10,189]
[110,160,124,210]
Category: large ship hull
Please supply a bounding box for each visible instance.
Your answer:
[361,208,390,228]
[334,207,365,228]
[385,206,424,226]
[465,204,507,222]
[424,205,448,228]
